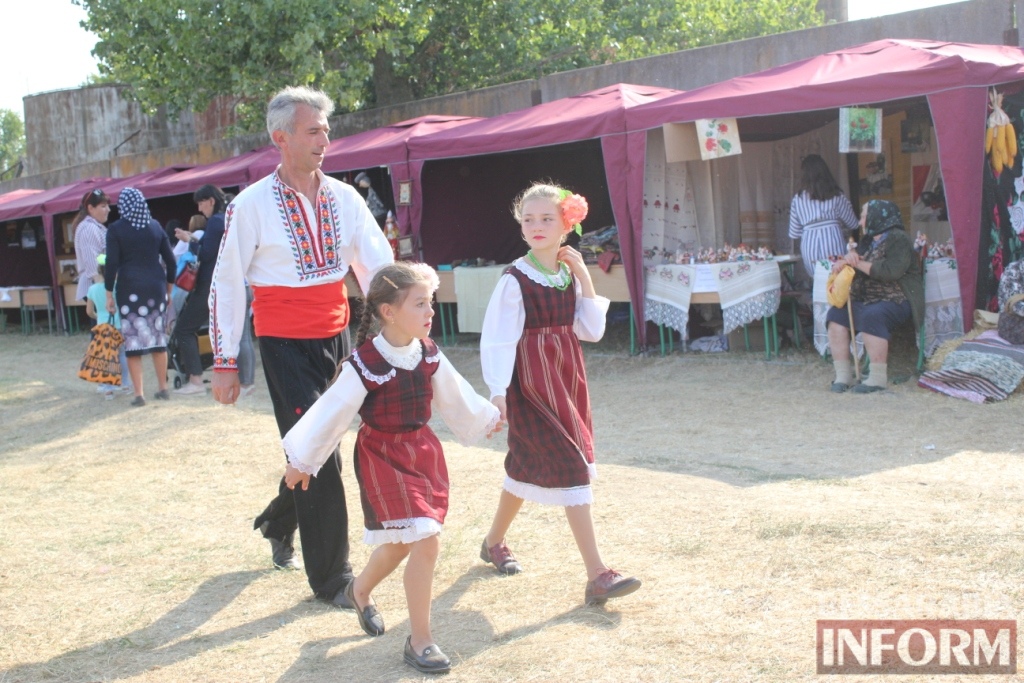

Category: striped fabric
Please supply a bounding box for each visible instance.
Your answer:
[74,217,107,301]
[788,192,859,277]
[504,267,595,496]
[918,331,1024,403]
[349,338,449,529]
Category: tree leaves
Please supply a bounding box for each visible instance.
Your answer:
[0,109,26,175]
[75,0,822,134]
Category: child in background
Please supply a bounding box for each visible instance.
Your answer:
[478,182,641,606]
[85,255,132,398]
[282,262,502,675]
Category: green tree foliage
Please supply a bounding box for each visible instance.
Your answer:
[75,0,822,132]
[0,109,26,176]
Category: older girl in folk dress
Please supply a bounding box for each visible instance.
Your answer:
[283,262,502,675]
[479,183,641,606]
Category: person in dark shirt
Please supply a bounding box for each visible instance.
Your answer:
[172,184,227,396]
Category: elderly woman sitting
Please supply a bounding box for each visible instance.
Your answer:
[827,200,924,393]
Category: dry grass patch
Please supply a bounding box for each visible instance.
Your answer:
[1,332,1023,682]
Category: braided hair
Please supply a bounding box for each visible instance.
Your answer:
[353,262,440,347]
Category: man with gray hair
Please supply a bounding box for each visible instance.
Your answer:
[209,86,393,607]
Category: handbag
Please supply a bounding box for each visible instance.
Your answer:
[78,322,124,385]
[175,259,199,292]
[997,293,1024,344]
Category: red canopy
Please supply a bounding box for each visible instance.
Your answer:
[138,147,278,199]
[627,39,1024,332]
[407,84,682,343]
[0,188,42,208]
[0,179,101,223]
[249,114,482,179]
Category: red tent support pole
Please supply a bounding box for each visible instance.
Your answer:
[928,87,988,331]
[43,213,66,334]
[601,131,648,351]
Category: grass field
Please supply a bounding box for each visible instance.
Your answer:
[1,329,1022,682]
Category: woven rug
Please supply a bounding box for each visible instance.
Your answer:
[918,330,1024,403]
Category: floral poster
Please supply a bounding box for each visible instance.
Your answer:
[696,118,742,161]
[839,107,882,153]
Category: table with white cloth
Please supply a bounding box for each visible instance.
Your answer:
[0,286,55,334]
[644,259,783,347]
[453,264,508,334]
[811,257,963,357]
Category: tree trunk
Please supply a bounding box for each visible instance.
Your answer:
[372,48,414,107]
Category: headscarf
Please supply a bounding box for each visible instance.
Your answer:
[862,199,903,238]
[118,187,152,231]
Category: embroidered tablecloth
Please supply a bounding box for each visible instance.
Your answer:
[812,257,963,357]
[453,264,508,333]
[645,260,782,338]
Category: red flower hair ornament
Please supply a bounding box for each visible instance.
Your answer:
[559,190,588,236]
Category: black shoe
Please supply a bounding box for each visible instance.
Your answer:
[154,389,170,400]
[345,580,384,636]
[404,636,451,674]
[829,382,850,393]
[130,395,146,407]
[259,522,300,570]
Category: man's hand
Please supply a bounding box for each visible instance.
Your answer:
[212,372,241,405]
[285,464,310,491]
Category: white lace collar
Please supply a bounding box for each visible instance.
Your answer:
[372,335,423,371]
[515,256,571,289]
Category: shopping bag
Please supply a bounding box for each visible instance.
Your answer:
[826,265,855,308]
[78,322,124,385]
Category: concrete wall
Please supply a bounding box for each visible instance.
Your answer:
[22,85,237,179]
[1,0,1016,196]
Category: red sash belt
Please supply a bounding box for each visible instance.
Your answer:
[252,281,349,339]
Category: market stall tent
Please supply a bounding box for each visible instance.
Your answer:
[248,115,484,244]
[406,83,683,341]
[137,147,277,199]
[626,39,1024,335]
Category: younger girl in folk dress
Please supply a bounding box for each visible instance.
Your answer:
[283,262,502,675]
[479,183,641,606]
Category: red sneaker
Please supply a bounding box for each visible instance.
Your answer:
[480,539,522,575]
[585,569,641,605]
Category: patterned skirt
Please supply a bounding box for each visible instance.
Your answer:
[353,422,449,539]
[504,325,595,506]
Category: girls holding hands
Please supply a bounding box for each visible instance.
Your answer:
[479,183,641,606]
[283,262,502,674]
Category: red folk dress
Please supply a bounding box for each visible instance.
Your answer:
[283,335,500,544]
[480,259,609,507]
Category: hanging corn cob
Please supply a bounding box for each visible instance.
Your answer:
[987,89,1017,177]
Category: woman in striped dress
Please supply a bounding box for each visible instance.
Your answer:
[789,154,859,279]
[479,183,641,607]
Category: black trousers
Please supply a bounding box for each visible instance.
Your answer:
[173,285,210,377]
[254,331,353,598]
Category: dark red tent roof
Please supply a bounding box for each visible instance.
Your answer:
[0,179,100,223]
[627,40,1024,130]
[248,115,483,180]
[138,147,278,199]
[408,83,680,160]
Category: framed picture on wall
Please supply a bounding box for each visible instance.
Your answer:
[62,217,76,253]
[397,180,412,206]
[398,235,415,258]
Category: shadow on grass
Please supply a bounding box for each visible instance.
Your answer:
[0,570,317,683]
[274,567,623,682]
